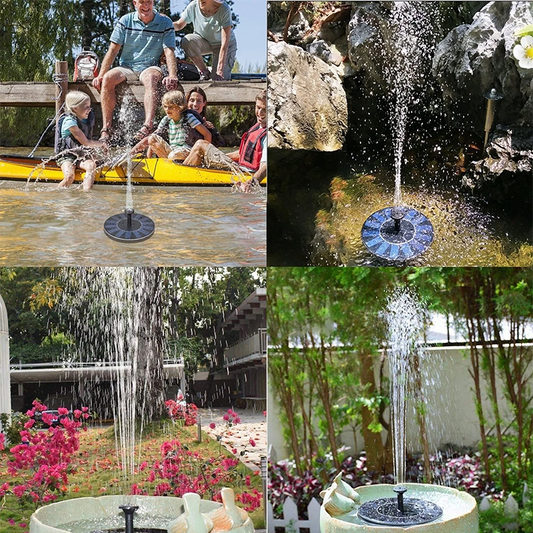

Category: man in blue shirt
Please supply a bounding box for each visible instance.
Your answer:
[92,0,179,142]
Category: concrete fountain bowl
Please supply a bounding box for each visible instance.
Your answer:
[320,482,478,533]
[30,493,254,533]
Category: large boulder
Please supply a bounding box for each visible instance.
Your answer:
[268,40,348,151]
[432,1,533,126]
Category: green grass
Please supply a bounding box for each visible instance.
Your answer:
[0,423,265,531]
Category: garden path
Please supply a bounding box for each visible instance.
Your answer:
[199,407,266,472]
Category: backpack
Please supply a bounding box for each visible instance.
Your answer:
[74,49,100,82]
[177,60,200,81]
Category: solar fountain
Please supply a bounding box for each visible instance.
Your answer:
[361,2,434,261]
[104,97,155,243]
[28,268,254,533]
[103,155,155,243]
[320,289,478,532]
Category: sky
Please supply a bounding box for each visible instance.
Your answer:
[170,0,267,72]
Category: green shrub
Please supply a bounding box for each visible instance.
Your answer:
[0,412,30,446]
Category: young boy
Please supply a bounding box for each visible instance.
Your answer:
[131,90,211,160]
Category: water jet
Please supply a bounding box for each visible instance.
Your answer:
[104,107,155,243]
[360,2,435,262]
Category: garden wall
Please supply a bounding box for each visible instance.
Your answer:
[268,344,518,461]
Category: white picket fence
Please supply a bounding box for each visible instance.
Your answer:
[267,497,321,533]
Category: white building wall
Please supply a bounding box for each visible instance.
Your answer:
[269,345,518,461]
[0,294,11,428]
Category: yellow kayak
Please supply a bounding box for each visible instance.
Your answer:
[0,155,264,186]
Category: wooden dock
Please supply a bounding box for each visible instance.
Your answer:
[0,62,266,109]
[0,79,266,107]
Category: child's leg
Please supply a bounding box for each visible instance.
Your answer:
[80,159,96,191]
[167,148,190,161]
[58,161,76,188]
[147,134,171,158]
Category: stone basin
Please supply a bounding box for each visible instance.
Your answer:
[320,483,478,533]
[29,495,254,533]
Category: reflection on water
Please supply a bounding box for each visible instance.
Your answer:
[0,180,266,266]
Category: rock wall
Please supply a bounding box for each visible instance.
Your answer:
[268,40,348,151]
[432,1,533,127]
[268,1,532,159]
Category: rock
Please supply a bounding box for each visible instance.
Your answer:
[432,1,533,126]
[306,39,343,66]
[285,11,311,44]
[346,2,390,89]
[268,40,348,151]
[469,125,533,185]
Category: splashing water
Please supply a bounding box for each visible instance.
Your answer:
[386,287,427,484]
[60,268,171,489]
[117,94,142,210]
[385,2,436,207]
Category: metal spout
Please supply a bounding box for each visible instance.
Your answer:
[119,505,139,533]
[393,486,408,514]
[124,208,135,231]
[391,206,406,233]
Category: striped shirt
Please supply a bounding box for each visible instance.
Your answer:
[111,11,176,72]
[157,112,202,150]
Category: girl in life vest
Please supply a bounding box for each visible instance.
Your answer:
[56,91,106,191]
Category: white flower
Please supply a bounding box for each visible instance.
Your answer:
[513,35,533,69]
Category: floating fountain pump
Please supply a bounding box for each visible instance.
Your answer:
[104,208,155,243]
[119,505,139,533]
[361,206,434,261]
[357,485,443,527]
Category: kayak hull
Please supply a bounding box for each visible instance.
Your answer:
[0,155,264,186]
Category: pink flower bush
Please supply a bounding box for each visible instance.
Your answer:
[165,399,198,426]
[4,399,89,508]
[141,438,262,512]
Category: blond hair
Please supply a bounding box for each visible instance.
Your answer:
[162,90,186,108]
[65,91,90,114]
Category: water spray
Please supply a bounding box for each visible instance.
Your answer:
[104,102,155,242]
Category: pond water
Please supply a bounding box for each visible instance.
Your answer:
[0,149,266,266]
[268,150,532,267]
